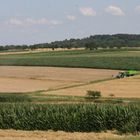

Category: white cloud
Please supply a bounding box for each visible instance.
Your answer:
[135,6,140,13]
[79,7,96,16]
[66,15,76,21]
[105,5,125,16]
[9,18,23,26]
[8,18,63,26]
[49,20,63,25]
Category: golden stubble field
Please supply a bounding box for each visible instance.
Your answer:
[0,66,140,98]
[0,66,118,93]
[0,66,139,98]
[0,48,84,56]
[48,75,140,98]
[0,130,125,140]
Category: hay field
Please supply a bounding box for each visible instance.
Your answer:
[47,75,140,98]
[0,66,118,93]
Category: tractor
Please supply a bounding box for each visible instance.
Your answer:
[116,70,137,78]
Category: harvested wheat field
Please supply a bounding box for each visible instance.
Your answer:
[47,75,140,98]
[0,66,139,98]
[0,66,118,93]
[0,48,84,56]
[0,130,125,140]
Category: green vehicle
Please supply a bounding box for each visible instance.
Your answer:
[116,70,137,78]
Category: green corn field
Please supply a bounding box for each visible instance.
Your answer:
[0,103,139,133]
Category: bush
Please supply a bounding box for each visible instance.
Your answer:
[87,90,101,99]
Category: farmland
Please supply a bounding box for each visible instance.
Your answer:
[0,49,139,139]
[0,102,139,140]
[0,103,139,139]
[1,0,140,139]
[0,65,139,98]
[0,66,118,93]
[0,49,139,98]
[0,49,140,70]
[0,130,138,140]
[47,75,140,98]
[0,104,139,133]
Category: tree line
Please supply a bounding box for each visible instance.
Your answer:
[1,34,140,51]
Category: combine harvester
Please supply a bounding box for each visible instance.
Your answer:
[116,70,138,78]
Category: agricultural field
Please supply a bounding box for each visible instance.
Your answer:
[0,49,140,70]
[0,49,139,139]
[0,102,139,139]
[0,130,138,140]
[0,65,139,98]
[0,66,118,93]
[47,75,140,98]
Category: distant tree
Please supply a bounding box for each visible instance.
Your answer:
[1,34,140,51]
[85,42,98,50]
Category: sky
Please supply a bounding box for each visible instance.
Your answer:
[0,0,140,45]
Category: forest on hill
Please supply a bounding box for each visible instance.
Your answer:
[1,34,140,51]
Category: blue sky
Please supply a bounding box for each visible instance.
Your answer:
[0,0,140,45]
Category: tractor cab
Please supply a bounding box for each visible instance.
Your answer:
[116,71,126,78]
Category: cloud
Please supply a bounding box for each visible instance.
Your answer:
[105,5,125,16]
[135,6,140,13]
[66,15,76,21]
[79,7,96,16]
[7,18,63,26]
[49,20,63,25]
[9,18,23,26]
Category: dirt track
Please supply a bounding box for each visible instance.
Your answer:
[0,130,124,140]
[0,66,118,93]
